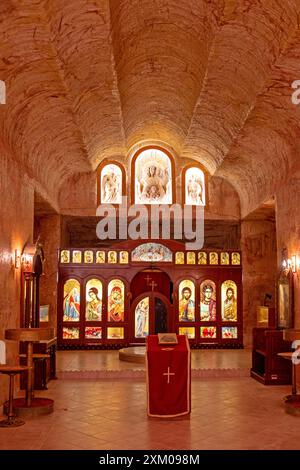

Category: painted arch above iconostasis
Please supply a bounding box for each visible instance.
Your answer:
[59,147,240,219]
[97,146,209,208]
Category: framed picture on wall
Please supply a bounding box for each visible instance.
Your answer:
[277,270,293,329]
[40,305,50,323]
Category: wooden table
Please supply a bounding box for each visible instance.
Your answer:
[5,328,55,416]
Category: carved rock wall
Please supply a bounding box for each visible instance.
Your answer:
[241,218,277,347]
[276,176,300,330]
[0,143,34,405]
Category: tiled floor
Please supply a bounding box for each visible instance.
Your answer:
[0,376,298,450]
[57,349,252,371]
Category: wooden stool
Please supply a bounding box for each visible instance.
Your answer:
[5,328,55,417]
[0,365,28,427]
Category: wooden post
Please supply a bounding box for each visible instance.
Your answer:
[24,273,33,328]
[26,342,33,407]
[8,374,14,422]
[33,274,40,328]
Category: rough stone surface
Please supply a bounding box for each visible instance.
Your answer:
[276,174,300,330]
[1,1,300,211]
[241,215,277,347]
[0,141,34,406]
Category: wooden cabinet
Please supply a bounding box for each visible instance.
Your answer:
[20,338,57,390]
[251,328,292,385]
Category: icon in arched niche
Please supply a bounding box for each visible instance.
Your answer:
[63,279,80,321]
[134,148,172,204]
[60,250,70,264]
[175,252,184,264]
[135,297,149,338]
[198,252,207,265]
[221,252,229,265]
[185,167,205,206]
[101,163,123,204]
[200,280,217,321]
[231,252,241,265]
[96,251,105,263]
[108,279,125,322]
[120,251,129,264]
[108,251,117,264]
[72,251,82,263]
[209,252,218,265]
[178,280,195,322]
[84,250,93,263]
[221,280,238,321]
[85,279,102,321]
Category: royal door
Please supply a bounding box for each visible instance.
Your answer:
[131,291,173,343]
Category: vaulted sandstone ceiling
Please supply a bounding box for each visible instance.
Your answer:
[1,0,300,215]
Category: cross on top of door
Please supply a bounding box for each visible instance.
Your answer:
[144,275,157,291]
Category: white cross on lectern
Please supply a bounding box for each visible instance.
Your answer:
[163,366,175,384]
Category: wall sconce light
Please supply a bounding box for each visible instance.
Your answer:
[14,250,21,269]
[291,255,297,273]
[21,244,36,273]
[281,247,298,273]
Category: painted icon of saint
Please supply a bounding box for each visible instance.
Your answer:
[200,284,216,321]
[223,287,237,321]
[63,287,80,321]
[108,286,124,322]
[179,287,195,322]
[86,287,102,321]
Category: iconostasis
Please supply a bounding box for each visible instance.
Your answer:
[57,241,242,349]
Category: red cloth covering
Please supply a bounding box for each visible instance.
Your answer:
[146,335,191,417]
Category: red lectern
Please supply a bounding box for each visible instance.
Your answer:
[146,335,191,418]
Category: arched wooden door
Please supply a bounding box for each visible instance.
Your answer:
[130,291,173,343]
